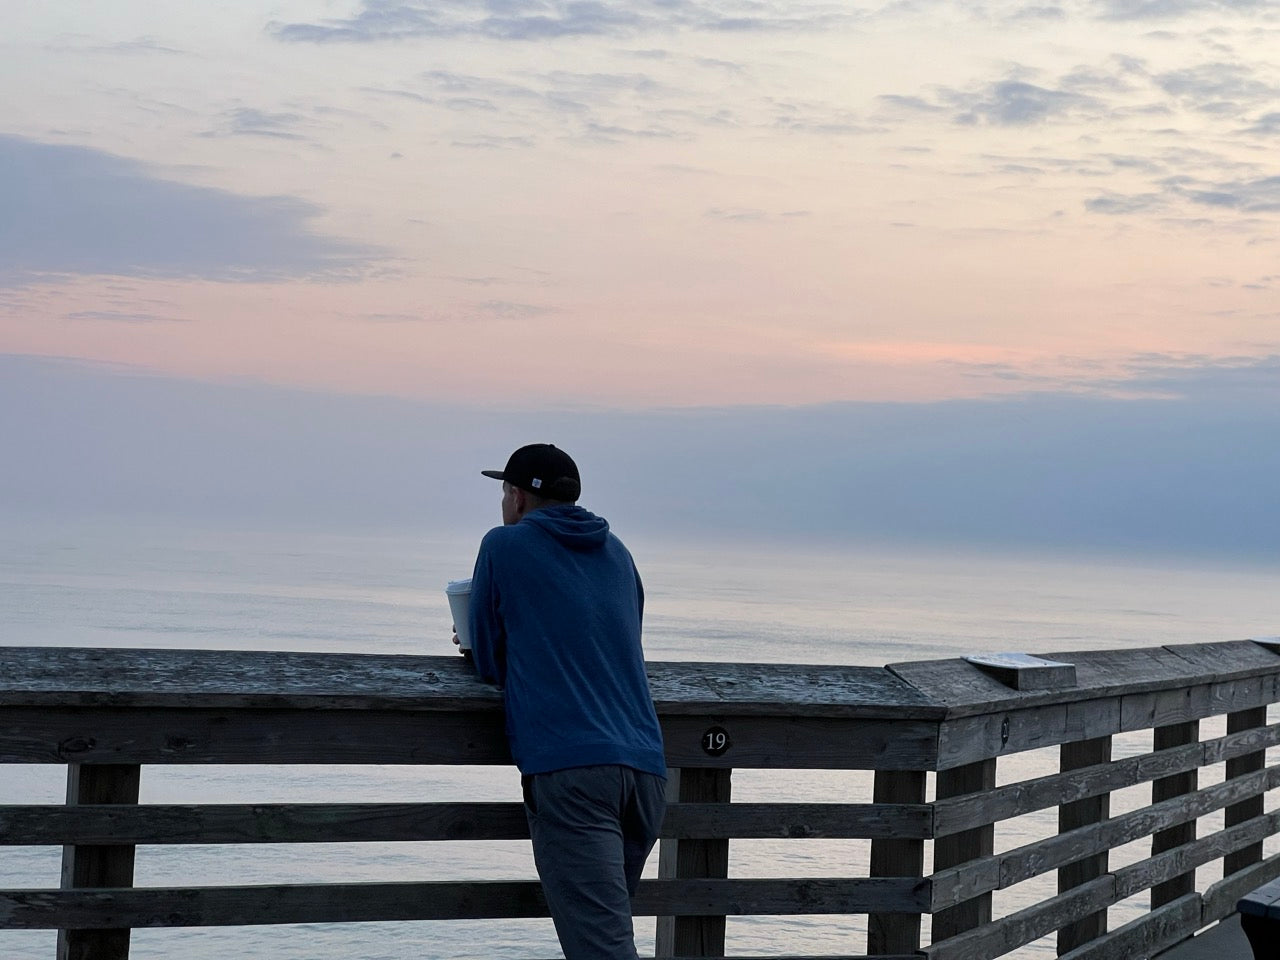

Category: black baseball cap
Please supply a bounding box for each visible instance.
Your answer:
[482,443,581,501]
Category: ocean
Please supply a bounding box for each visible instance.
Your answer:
[2,517,1278,959]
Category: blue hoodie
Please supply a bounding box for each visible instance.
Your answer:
[468,503,667,777]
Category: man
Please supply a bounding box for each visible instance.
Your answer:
[466,443,667,960]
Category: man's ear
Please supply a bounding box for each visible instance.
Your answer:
[511,485,529,519]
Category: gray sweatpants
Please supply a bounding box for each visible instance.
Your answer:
[522,765,667,960]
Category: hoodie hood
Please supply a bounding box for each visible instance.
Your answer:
[522,503,610,551]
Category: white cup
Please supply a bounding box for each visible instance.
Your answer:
[445,578,473,652]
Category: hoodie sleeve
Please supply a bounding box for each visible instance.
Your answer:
[469,532,506,687]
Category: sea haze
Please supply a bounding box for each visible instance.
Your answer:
[4,353,1279,560]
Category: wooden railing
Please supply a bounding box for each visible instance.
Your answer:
[2,640,1279,959]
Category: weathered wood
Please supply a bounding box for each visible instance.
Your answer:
[0,706,511,765]
[0,876,931,928]
[1202,849,1280,922]
[924,875,1116,960]
[660,715,939,769]
[663,801,933,840]
[656,768,732,959]
[56,764,140,960]
[926,763,1277,910]
[1224,707,1268,876]
[867,770,926,956]
[8,801,532,845]
[0,706,938,770]
[1202,718,1280,764]
[1114,810,1280,901]
[8,642,1274,718]
[1163,641,1280,685]
[0,648,944,720]
[933,720,1280,835]
[1058,735,1111,954]
[0,800,933,846]
[938,677,1280,771]
[962,653,1075,691]
[1000,764,1280,890]
[927,857,1000,913]
[935,699,1121,770]
[927,763,1280,913]
[1056,892,1202,960]
[931,759,995,941]
[890,643,1280,721]
[1151,721,1199,908]
[2,641,1280,960]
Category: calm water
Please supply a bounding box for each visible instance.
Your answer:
[2,518,1278,959]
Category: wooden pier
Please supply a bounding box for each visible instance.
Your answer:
[2,640,1279,959]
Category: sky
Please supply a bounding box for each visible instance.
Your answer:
[2,2,1278,556]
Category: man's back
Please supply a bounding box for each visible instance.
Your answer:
[470,502,665,778]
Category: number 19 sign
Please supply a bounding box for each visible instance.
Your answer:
[701,726,731,757]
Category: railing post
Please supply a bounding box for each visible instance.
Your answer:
[1151,721,1199,908]
[57,763,141,960]
[1057,735,1112,953]
[654,766,731,958]
[1224,707,1268,877]
[932,758,996,941]
[867,769,926,955]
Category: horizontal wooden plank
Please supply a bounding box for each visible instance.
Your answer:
[1120,675,1280,736]
[664,802,933,840]
[998,764,1280,889]
[0,648,944,719]
[933,720,1280,834]
[1056,892,1202,960]
[934,738,1199,835]
[0,877,931,929]
[660,715,938,769]
[0,800,934,845]
[8,644,1276,718]
[923,875,1116,960]
[1201,850,1280,923]
[0,706,512,765]
[0,705,939,769]
[1113,810,1280,900]
[0,802,531,845]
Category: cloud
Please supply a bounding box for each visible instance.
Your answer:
[1098,0,1273,21]
[949,79,1103,125]
[347,312,437,323]
[270,1,863,43]
[1154,62,1279,114]
[1243,111,1280,135]
[0,134,379,286]
[63,310,191,323]
[1086,172,1280,215]
[1176,174,1280,211]
[210,108,311,140]
[474,299,553,318]
[703,206,814,222]
[98,36,188,55]
[1090,353,1280,398]
[1085,191,1166,213]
